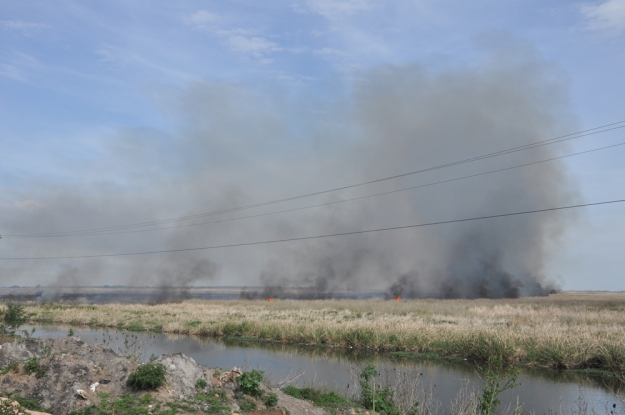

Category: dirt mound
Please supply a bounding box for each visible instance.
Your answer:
[153,353,213,399]
[0,338,332,415]
[0,337,137,413]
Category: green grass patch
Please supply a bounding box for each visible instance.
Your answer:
[282,386,352,410]
[125,322,145,332]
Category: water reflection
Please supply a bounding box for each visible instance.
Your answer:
[26,325,623,414]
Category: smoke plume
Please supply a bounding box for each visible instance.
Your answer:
[0,37,577,299]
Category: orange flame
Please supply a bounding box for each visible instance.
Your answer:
[394,295,401,302]
[267,297,274,302]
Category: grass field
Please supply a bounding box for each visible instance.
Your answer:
[23,292,625,374]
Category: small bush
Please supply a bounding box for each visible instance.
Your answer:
[195,378,208,389]
[0,304,29,336]
[237,369,264,398]
[23,357,47,378]
[263,392,278,407]
[126,363,166,390]
[359,365,401,415]
[237,395,257,412]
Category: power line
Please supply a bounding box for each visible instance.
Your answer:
[4,139,625,239]
[4,120,625,238]
[1,198,623,260]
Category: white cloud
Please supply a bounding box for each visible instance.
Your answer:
[184,11,283,63]
[185,10,218,29]
[313,47,350,57]
[0,20,48,33]
[0,63,28,82]
[228,35,283,60]
[294,0,374,19]
[581,0,625,35]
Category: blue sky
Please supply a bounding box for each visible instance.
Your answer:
[1,0,624,291]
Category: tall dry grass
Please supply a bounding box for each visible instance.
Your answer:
[22,292,625,373]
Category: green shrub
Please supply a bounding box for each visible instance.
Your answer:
[477,363,519,415]
[0,304,29,335]
[237,369,264,398]
[126,363,166,390]
[237,395,257,412]
[263,392,278,407]
[359,365,400,415]
[23,357,47,378]
[195,378,208,389]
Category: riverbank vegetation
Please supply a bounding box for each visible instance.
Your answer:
[23,292,625,374]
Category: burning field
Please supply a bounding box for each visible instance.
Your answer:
[23,291,625,375]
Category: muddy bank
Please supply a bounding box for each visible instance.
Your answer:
[0,338,334,415]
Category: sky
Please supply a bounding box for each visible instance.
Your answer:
[0,0,624,292]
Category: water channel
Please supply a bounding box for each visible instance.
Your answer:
[28,325,624,414]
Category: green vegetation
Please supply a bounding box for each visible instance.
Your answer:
[263,392,278,407]
[237,369,264,398]
[282,386,352,412]
[195,392,231,414]
[69,393,156,415]
[359,365,401,415]
[0,362,19,375]
[23,357,48,378]
[195,378,208,389]
[0,399,21,415]
[126,363,166,390]
[235,395,257,412]
[0,303,29,336]
[25,293,625,375]
[477,363,520,415]
[0,394,46,415]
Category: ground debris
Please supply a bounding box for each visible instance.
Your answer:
[0,338,343,415]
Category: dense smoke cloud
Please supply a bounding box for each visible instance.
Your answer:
[0,38,577,299]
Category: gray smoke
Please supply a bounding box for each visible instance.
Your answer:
[0,37,578,299]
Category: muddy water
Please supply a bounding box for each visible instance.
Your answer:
[28,325,623,414]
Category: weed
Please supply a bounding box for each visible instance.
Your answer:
[68,328,74,337]
[195,393,230,414]
[195,378,208,389]
[264,392,278,407]
[359,365,401,415]
[126,363,166,390]
[238,369,264,398]
[282,386,351,411]
[0,399,21,415]
[477,362,519,415]
[236,395,257,412]
[12,396,46,412]
[23,357,47,378]
[0,362,19,375]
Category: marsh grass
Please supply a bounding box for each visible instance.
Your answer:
[23,292,625,373]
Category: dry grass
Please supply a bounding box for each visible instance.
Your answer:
[21,292,625,373]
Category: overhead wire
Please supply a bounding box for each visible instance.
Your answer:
[2,138,625,239]
[1,198,623,260]
[3,120,624,238]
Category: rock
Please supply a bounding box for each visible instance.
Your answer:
[153,353,213,398]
